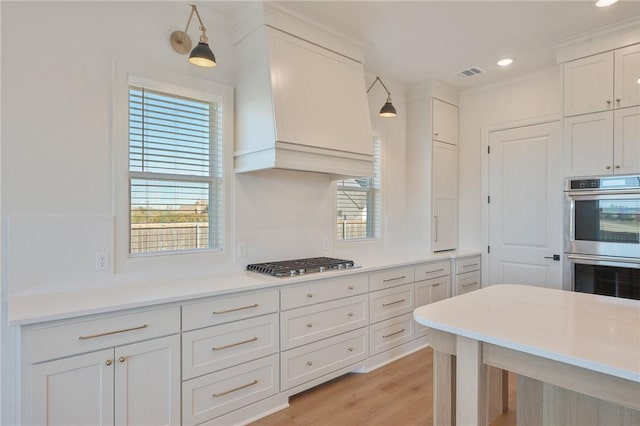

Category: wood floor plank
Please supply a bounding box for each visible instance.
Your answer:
[251,347,515,426]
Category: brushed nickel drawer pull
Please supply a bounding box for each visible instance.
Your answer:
[462,263,478,268]
[348,347,354,352]
[212,380,258,398]
[307,361,313,366]
[119,356,126,363]
[306,323,313,328]
[383,276,406,283]
[105,359,113,366]
[212,304,258,315]
[348,313,354,317]
[307,294,313,298]
[462,282,478,288]
[432,283,440,287]
[383,328,406,338]
[382,298,406,307]
[348,286,354,290]
[212,337,258,351]
[425,268,444,274]
[78,324,148,340]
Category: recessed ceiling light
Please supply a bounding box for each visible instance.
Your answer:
[595,0,619,7]
[497,58,514,67]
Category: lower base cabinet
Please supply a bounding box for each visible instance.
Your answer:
[369,313,415,356]
[30,334,181,426]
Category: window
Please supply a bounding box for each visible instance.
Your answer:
[336,135,381,240]
[128,85,223,254]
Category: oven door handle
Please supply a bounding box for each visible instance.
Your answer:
[567,254,640,265]
[566,189,640,197]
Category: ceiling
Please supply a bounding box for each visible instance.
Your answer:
[211,1,640,90]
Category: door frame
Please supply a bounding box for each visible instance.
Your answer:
[480,113,561,287]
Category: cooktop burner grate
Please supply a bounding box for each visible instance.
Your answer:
[246,257,355,277]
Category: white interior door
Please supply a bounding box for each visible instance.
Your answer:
[489,121,563,288]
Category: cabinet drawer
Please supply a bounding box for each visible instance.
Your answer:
[370,313,414,356]
[415,260,450,281]
[369,267,414,291]
[280,295,368,350]
[281,328,368,391]
[28,306,180,363]
[182,313,278,380]
[455,256,481,275]
[182,354,278,426]
[369,284,413,324]
[415,275,450,308]
[182,289,279,331]
[280,274,368,310]
[456,270,481,295]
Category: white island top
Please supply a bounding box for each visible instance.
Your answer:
[414,284,640,382]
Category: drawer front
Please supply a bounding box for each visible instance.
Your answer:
[182,354,279,426]
[281,327,368,391]
[370,313,414,356]
[430,275,450,303]
[182,313,279,380]
[280,295,368,350]
[280,274,368,310]
[369,267,414,291]
[182,289,279,331]
[29,306,180,363]
[415,260,451,281]
[369,284,413,324]
[455,256,481,275]
[456,270,481,295]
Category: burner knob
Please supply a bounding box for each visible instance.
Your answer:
[338,264,344,270]
[299,269,306,275]
[289,270,296,277]
[319,266,326,272]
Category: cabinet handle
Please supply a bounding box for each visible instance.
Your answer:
[434,132,439,136]
[426,268,445,274]
[615,165,620,169]
[306,323,313,328]
[212,380,258,398]
[307,293,313,298]
[434,216,438,242]
[607,99,611,105]
[616,98,621,104]
[348,286,354,290]
[348,347,354,352]
[606,165,612,170]
[348,313,354,317]
[212,304,258,315]
[78,324,148,340]
[212,337,258,351]
[382,276,406,283]
[462,263,478,268]
[462,282,479,288]
[382,298,406,307]
[105,359,113,366]
[307,361,313,366]
[432,283,440,288]
[118,356,126,363]
[383,328,406,338]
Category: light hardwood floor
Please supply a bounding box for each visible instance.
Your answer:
[251,347,517,426]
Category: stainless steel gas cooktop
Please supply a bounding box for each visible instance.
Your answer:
[246,257,356,277]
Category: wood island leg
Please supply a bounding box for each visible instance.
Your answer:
[433,350,456,425]
[456,335,487,426]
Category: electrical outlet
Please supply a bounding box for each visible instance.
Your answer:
[95,252,108,271]
[322,238,330,251]
[237,243,247,259]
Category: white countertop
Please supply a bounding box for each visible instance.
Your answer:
[9,250,479,326]
[414,284,640,382]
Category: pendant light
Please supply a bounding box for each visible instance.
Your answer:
[170,4,217,68]
[367,76,397,118]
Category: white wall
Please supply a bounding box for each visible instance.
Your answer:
[457,68,562,250]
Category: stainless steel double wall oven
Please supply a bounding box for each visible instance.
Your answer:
[564,175,640,300]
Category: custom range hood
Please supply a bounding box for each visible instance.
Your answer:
[232,4,374,177]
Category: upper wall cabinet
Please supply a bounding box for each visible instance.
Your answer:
[563,44,640,117]
[233,15,374,177]
[432,99,459,145]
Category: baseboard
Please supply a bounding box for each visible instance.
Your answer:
[363,336,431,372]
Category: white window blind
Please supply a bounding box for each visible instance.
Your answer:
[336,136,381,240]
[128,86,223,253]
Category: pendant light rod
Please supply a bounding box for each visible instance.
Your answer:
[366,76,397,118]
[170,3,217,68]
[366,76,391,97]
[180,5,197,44]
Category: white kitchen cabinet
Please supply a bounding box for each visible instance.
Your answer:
[30,334,181,426]
[433,98,459,145]
[414,275,450,337]
[454,255,482,296]
[234,23,373,176]
[432,141,458,251]
[369,313,415,356]
[564,108,640,176]
[563,44,640,117]
[369,284,414,324]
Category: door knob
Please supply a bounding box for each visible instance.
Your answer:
[544,254,560,261]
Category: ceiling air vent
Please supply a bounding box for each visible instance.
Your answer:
[455,66,486,78]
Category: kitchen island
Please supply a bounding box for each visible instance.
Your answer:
[414,284,640,426]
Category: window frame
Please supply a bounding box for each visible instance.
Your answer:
[113,63,234,274]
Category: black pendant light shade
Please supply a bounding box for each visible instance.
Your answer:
[189,41,216,67]
[366,76,398,118]
[379,97,397,117]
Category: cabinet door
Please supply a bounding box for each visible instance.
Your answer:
[114,335,180,426]
[564,111,614,176]
[267,28,372,156]
[614,106,640,175]
[563,51,614,117]
[432,98,458,145]
[31,349,114,426]
[433,141,458,251]
[614,44,640,109]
